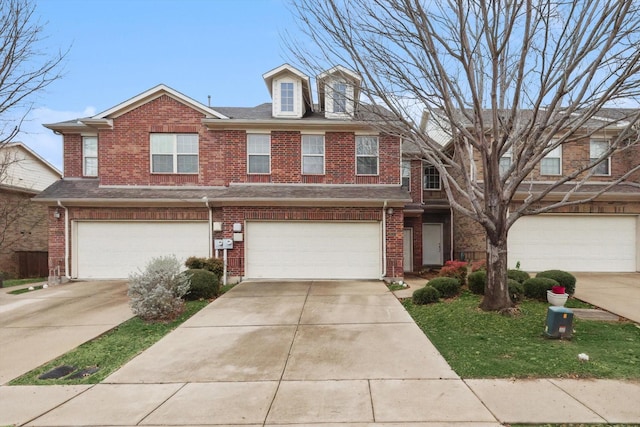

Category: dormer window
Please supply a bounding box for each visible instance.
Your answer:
[333,82,347,113]
[317,66,362,119]
[281,82,294,112]
[263,64,313,119]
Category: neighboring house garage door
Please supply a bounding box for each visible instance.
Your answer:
[73,221,210,279]
[245,221,382,279]
[508,215,638,272]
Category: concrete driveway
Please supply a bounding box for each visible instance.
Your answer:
[573,272,640,324]
[0,280,132,385]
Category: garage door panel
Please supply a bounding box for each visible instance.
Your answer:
[246,221,381,279]
[75,221,210,279]
[508,216,636,272]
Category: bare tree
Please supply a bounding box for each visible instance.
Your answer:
[288,0,640,310]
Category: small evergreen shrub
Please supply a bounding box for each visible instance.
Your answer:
[507,269,530,284]
[536,270,577,295]
[184,269,220,300]
[508,279,524,303]
[438,260,468,286]
[428,277,461,298]
[468,270,487,295]
[412,285,440,305]
[185,256,224,279]
[523,277,558,301]
[128,255,190,321]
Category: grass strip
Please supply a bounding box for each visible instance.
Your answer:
[9,299,209,385]
[403,291,640,379]
[2,277,47,288]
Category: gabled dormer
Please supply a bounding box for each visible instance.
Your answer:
[317,66,362,119]
[262,64,313,119]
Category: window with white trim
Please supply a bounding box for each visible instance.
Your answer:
[402,160,411,190]
[590,139,610,175]
[302,135,325,174]
[247,134,271,174]
[333,82,347,113]
[499,148,512,175]
[356,136,379,175]
[423,164,441,190]
[281,82,294,112]
[541,142,562,175]
[150,133,198,174]
[83,136,98,177]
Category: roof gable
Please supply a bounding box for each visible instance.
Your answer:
[1,142,62,192]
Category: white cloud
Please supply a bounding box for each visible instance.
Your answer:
[14,106,96,171]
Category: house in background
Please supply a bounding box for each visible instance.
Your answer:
[35,64,410,282]
[0,142,61,278]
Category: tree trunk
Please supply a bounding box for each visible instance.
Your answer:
[480,235,513,311]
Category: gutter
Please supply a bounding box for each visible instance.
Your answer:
[203,196,212,257]
[57,200,70,280]
[382,200,387,279]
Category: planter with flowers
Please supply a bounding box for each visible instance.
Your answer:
[547,285,569,306]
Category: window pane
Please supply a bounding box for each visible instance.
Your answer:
[249,155,270,173]
[590,140,608,157]
[302,135,324,154]
[177,134,198,153]
[499,157,511,175]
[177,155,198,173]
[593,160,610,175]
[84,157,97,176]
[281,82,294,112]
[248,134,270,154]
[402,177,410,190]
[357,157,378,175]
[424,165,440,189]
[540,158,560,175]
[150,134,174,153]
[303,156,324,174]
[402,161,411,178]
[356,136,378,155]
[152,154,173,173]
[83,137,97,156]
[333,82,347,113]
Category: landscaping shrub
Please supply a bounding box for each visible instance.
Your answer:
[128,255,190,321]
[412,285,440,304]
[508,279,524,303]
[184,269,220,300]
[428,277,461,298]
[185,256,224,279]
[468,270,487,295]
[438,260,468,286]
[536,270,577,295]
[507,269,530,284]
[470,259,486,272]
[523,277,558,301]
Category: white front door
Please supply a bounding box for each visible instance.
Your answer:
[422,223,443,265]
[403,228,413,272]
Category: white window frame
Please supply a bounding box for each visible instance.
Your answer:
[355,136,379,176]
[423,163,441,190]
[150,133,199,174]
[499,147,512,175]
[333,81,347,113]
[301,134,325,175]
[247,133,271,174]
[540,141,562,176]
[402,160,411,190]
[590,139,611,176]
[281,82,294,112]
[82,136,98,177]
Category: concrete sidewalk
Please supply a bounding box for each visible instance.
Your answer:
[573,272,640,324]
[1,280,639,426]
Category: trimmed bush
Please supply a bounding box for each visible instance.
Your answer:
[412,285,440,305]
[428,277,461,298]
[523,277,558,301]
[507,269,530,284]
[468,270,487,295]
[184,269,220,300]
[470,259,486,272]
[185,256,224,279]
[536,270,577,295]
[508,279,524,303]
[128,255,190,321]
[438,260,468,286]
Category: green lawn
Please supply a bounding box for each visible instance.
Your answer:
[10,300,209,385]
[403,291,640,379]
[2,277,47,288]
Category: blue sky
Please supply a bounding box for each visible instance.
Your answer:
[18,0,302,170]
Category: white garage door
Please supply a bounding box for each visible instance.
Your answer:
[74,221,210,279]
[245,221,382,279]
[508,215,637,272]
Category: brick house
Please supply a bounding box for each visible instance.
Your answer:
[0,142,61,278]
[404,110,640,273]
[35,64,410,281]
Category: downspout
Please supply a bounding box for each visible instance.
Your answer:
[202,197,212,257]
[450,207,455,261]
[382,200,387,279]
[57,200,70,280]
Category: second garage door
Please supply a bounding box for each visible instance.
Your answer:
[74,221,210,279]
[508,215,638,272]
[245,221,382,279]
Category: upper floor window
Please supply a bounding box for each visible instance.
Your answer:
[356,136,379,175]
[150,133,198,174]
[402,160,411,190]
[499,147,512,175]
[302,135,325,174]
[82,136,98,177]
[247,133,271,174]
[424,164,441,190]
[541,142,562,175]
[281,82,294,112]
[333,82,347,113]
[590,139,610,175]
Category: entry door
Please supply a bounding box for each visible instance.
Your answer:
[403,228,413,272]
[422,223,443,265]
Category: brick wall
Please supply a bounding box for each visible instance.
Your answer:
[63,134,82,177]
